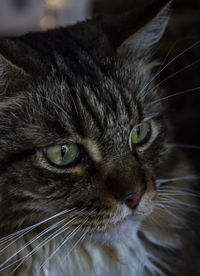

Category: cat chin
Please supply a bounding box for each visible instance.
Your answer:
[87,215,142,244]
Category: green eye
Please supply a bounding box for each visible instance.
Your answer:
[129,122,151,147]
[43,143,80,167]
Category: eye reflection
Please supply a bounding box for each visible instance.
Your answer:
[43,143,80,167]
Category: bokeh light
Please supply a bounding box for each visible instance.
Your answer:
[44,0,67,8]
[40,14,56,30]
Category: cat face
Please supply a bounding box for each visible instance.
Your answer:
[0,0,170,240]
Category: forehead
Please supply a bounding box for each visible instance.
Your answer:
[32,71,140,142]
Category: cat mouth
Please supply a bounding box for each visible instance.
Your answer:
[86,215,142,243]
[65,186,156,243]
[84,190,156,242]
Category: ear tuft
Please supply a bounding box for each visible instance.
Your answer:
[100,0,172,53]
[121,7,170,50]
[0,53,29,94]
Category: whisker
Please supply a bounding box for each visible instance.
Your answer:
[156,174,200,184]
[0,219,67,272]
[166,143,200,150]
[158,192,200,199]
[35,93,70,120]
[157,188,200,197]
[145,58,200,98]
[154,203,176,211]
[0,219,59,255]
[158,185,197,192]
[64,226,90,261]
[38,210,94,275]
[136,40,200,99]
[8,214,82,275]
[154,204,187,226]
[0,208,76,244]
[157,196,198,208]
[150,86,200,105]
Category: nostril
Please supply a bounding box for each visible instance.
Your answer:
[124,189,145,209]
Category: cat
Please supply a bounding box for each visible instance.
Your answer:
[0,0,198,275]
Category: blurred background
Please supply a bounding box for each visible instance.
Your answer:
[0,0,199,162]
[0,0,91,34]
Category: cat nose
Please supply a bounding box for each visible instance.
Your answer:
[106,175,146,210]
[124,189,146,209]
[104,155,146,209]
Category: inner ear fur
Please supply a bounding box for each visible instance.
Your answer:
[0,52,30,94]
[99,0,172,51]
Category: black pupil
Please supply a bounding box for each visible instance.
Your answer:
[135,126,140,135]
[61,145,66,159]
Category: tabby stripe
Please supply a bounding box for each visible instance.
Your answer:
[104,87,118,118]
[68,91,85,136]
[79,93,105,133]
[66,30,107,76]
[119,89,135,119]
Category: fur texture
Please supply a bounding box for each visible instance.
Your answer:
[0,0,198,275]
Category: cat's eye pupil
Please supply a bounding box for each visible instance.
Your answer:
[135,126,140,134]
[43,143,80,168]
[61,145,66,159]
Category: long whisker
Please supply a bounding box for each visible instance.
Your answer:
[0,219,69,272]
[150,86,200,105]
[35,93,70,119]
[157,196,198,208]
[145,58,200,98]
[154,202,176,211]
[39,210,94,275]
[64,226,90,261]
[158,185,197,192]
[157,190,200,198]
[0,219,64,256]
[166,143,200,150]
[158,185,200,196]
[156,174,200,184]
[0,208,76,244]
[136,40,200,99]
[154,204,187,226]
[8,213,83,275]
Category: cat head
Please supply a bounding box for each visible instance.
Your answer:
[0,0,171,240]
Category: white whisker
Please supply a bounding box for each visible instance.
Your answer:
[158,185,196,192]
[0,219,66,272]
[145,58,200,98]
[157,190,200,198]
[157,195,198,209]
[64,226,89,261]
[151,86,200,104]
[9,214,82,275]
[166,143,200,150]
[137,40,200,99]
[156,174,200,184]
[0,219,62,255]
[155,204,186,226]
[0,208,76,244]
[38,211,93,276]
[35,93,70,120]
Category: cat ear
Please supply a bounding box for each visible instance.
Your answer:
[0,52,30,94]
[101,0,172,53]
